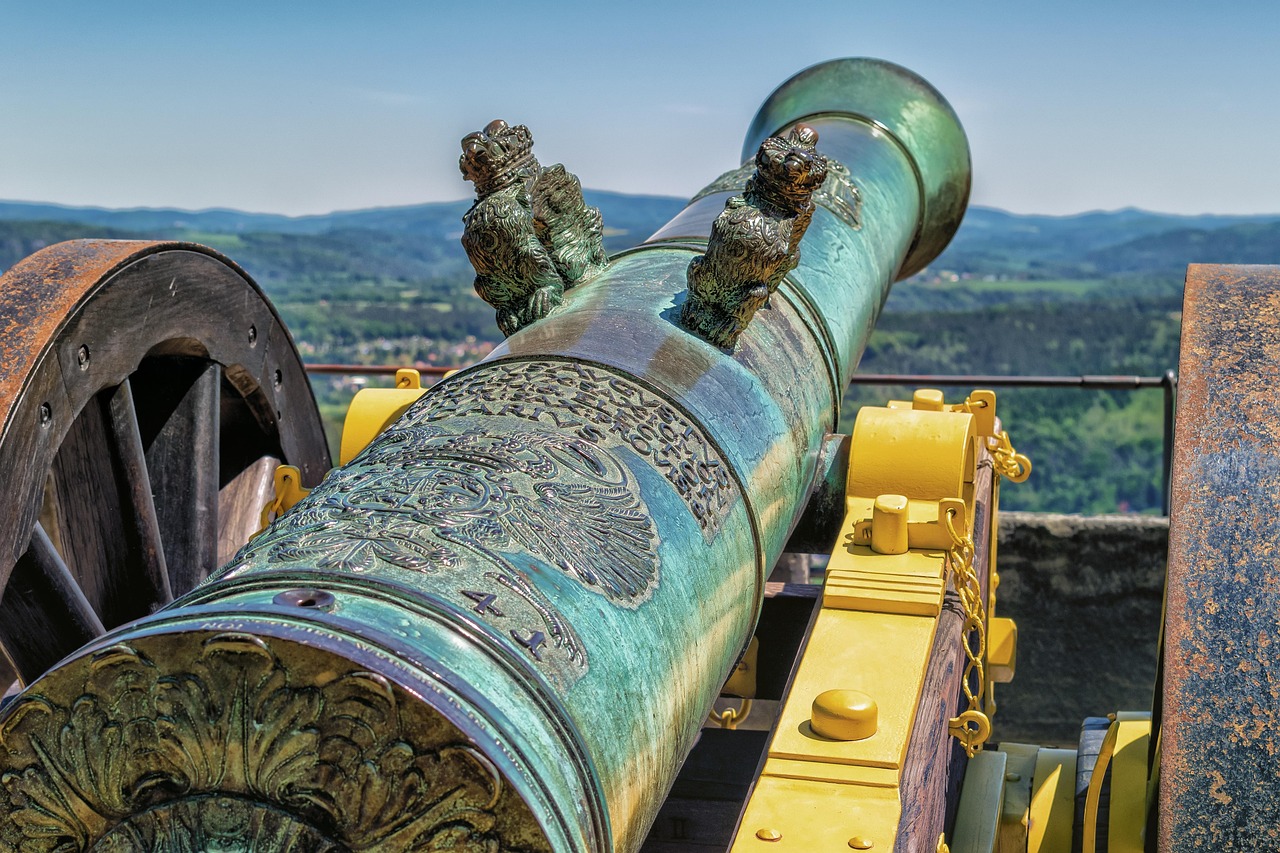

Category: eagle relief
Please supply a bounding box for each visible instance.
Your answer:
[227,359,740,686]
[238,427,657,605]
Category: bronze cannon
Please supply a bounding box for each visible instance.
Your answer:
[0,58,971,851]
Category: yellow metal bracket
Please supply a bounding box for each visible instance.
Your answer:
[987,617,1017,684]
[339,367,428,464]
[731,388,1010,852]
[1028,748,1077,853]
[851,495,970,554]
[257,465,311,533]
[1082,712,1152,853]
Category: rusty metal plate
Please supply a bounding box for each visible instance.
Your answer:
[0,240,157,429]
[1162,264,1280,849]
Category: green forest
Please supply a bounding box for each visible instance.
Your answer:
[4,196,1277,515]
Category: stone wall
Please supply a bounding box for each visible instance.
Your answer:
[992,511,1169,746]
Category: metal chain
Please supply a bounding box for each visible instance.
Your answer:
[709,699,753,730]
[989,429,1032,483]
[942,395,1030,757]
[945,505,990,758]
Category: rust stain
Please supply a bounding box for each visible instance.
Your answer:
[0,240,250,438]
[1,241,164,433]
[1161,264,1280,849]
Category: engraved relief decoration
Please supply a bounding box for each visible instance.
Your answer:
[406,361,737,538]
[237,426,658,604]
[0,633,546,852]
[223,360,739,685]
[233,359,736,589]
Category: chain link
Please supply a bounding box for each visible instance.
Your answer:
[945,505,990,758]
[709,699,753,730]
[942,394,1030,757]
[989,429,1032,483]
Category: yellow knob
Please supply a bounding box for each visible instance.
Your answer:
[913,388,945,411]
[811,690,878,741]
[870,494,909,555]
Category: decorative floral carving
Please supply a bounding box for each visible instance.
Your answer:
[0,635,541,852]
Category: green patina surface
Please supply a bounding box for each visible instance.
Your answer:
[0,58,970,853]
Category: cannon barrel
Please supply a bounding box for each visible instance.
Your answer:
[0,58,969,852]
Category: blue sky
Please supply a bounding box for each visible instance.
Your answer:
[1,1,1276,216]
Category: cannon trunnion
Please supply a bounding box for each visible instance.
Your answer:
[0,60,970,852]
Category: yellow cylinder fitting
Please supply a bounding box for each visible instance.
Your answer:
[870,494,910,555]
[849,406,976,506]
[339,368,428,464]
[913,388,945,411]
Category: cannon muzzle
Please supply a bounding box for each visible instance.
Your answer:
[0,58,969,852]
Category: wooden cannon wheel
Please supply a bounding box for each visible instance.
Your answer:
[0,241,330,689]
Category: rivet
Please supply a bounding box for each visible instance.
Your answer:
[811,689,878,741]
[38,402,52,427]
[77,344,90,369]
[273,588,336,611]
[248,324,258,346]
[273,368,283,388]
[849,837,874,850]
[755,828,782,842]
[1006,772,1021,782]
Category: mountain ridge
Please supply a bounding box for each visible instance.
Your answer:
[3,195,1280,281]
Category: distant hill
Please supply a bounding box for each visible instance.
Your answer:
[1087,221,1280,274]
[4,195,1277,282]
[0,191,685,255]
[929,207,1280,278]
[0,201,307,235]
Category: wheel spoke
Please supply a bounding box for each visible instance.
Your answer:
[47,388,131,624]
[0,523,106,684]
[136,359,222,595]
[217,454,281,566]
[0,657,15,700]
[105,379,173,605]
